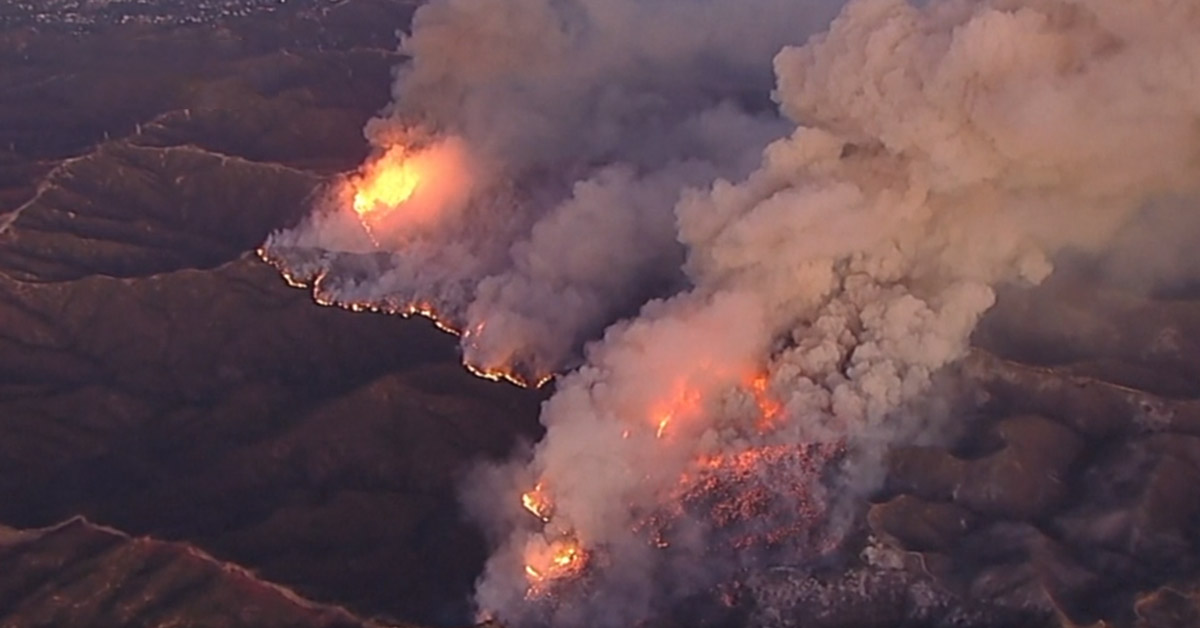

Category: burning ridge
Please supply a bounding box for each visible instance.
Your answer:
[260,0,1200,625]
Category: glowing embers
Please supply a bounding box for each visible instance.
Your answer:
[519,483,589,596]
[512,444,849,603]
[523,535,589,597]
[466,362,554,390]
[261,132,559,391]
[676,443,848,552]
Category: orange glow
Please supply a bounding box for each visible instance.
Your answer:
[345,136,473,240]
[261,134,567,393]
[465,363,552,389]
[749,373,783,431]
[352,145,421,218]
[650,385,702,439]
[521,483,554,523]
[697,447,769,472]
[520,491,587,594]
[524,536,588,595]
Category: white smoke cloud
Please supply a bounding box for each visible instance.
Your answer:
[262,0,1200,624]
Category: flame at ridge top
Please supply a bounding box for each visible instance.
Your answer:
[260,133,561,389]
[344,135,475,239]
[351,145,422,219]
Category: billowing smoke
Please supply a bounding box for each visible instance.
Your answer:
[262,0,1200,625]
[264,0,846,381]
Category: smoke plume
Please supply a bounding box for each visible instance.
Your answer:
[265,0,845,381]
[262,0,1200,624]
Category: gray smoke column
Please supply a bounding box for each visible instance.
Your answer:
[261,0,1200,625]
[263,0,846,381]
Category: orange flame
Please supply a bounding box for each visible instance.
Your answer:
[505,369,815,599]
[749,373,783,431]
[262,134,566,393]
[521,482,554,523]
[349,147,423,229]
[523,536,588,596]
[352,145,422,218]
[345,136,472,240]
[650,385,702,439]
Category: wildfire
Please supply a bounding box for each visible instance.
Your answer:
[262,134,565,392]
[343,135,473,240]
[518,482,589,595]
[352,145,422,219]
[650,385,702,439]
[504,371,843,609]
[510,371,813,594]
[748,373,783,430]
[466,363,553,389]
[521,483,554,523]
[523,536,588,596]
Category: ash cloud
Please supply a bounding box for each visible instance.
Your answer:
[265,0,845,379]
[263,0,1200,625]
